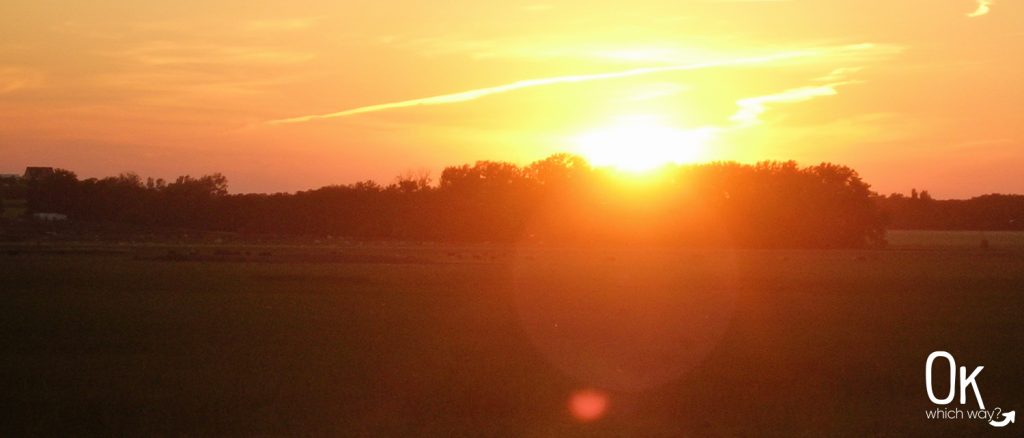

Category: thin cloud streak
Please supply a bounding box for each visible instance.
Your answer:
[729,67,862,127]
[967,0,994,17]
[267,51,821,125]
[731,85,841,127]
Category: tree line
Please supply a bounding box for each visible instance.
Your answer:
[4,154,891,248]
[877,190,1024,230]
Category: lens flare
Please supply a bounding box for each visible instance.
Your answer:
[569,389,609,422]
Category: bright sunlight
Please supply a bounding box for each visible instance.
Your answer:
[573,116,716,172]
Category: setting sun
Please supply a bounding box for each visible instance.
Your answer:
[2,0,1024,435]
[573,116,716,172]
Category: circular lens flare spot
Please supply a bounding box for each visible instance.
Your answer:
[569,389,609,422]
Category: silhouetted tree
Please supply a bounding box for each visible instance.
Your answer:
[26,169,79,214]
[878,193,1024,231]
[20,156,897,247]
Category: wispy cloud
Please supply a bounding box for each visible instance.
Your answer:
[267,42,897,126]
[967,0,995,17]
[268,49,835,125]
[730,68,862,127]
[815,67,863,82]
[731,85,841,127]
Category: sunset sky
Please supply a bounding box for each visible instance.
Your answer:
[1,0,1021,196]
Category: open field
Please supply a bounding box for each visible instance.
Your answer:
[2,231,1023,436]
[887,229,1024,248]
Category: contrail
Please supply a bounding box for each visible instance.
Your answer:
[267,50,817,125]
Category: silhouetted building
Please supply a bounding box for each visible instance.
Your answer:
[23,167,54,181]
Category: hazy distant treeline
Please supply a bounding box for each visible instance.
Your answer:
[4,154,895,247]
[877,191,1024,231]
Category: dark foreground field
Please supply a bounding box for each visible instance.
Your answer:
[2,231,1023,436]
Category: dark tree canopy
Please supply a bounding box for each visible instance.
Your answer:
[878,192,1024,230]
[13,155,890,248]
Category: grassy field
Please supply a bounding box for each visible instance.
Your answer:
[1,232,1022,436]
[887,229,1024,248]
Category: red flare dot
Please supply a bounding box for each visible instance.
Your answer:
[569,389,608,422]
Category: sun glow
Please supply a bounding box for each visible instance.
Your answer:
[573,116,715,173]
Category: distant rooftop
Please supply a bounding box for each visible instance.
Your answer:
[23,167,54,180]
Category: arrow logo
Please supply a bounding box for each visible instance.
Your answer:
[990,410,1015,428]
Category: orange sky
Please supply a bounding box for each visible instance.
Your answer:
[1,0,1021,196]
